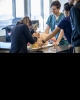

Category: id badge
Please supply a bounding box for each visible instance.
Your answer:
[55,25,57,29]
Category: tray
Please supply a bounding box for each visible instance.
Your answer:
[29,44,53,50]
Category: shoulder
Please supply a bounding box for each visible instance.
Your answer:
[21,24,29,30]
[62,16,70,22]
[22,24,28,28]
[70,6,80,17]
[64,16,70,20]
[60,13,64,16]
[59,16,69,25]
[71,6,78,12]
[48,14,55,19]
[16,24,28,28]
[75,2,80,9]
[59,13,65,21]
[46,14,55,24]
[58,17,69,28]
[60,13,65,18]
[16,24,29,32]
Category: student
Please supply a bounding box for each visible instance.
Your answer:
[9,16,39,53]
[44,0,66,45]
[68,0,80,53]
[38,3,73,50]
[53,2,73,46]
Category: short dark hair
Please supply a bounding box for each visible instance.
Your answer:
[64,2,73,11]
[50,1,61,9]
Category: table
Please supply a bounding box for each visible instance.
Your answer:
[0,42,70,53]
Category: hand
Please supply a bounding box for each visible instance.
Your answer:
[52,41,59,47]
[33,32,40,39]
[68,45,72,49]
[38,41,44,47]
[50,37,57,42]
[27,42,30,46]
[38,33,48,45]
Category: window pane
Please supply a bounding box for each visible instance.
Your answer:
[0,0,12,15]
[31,0,41,19]
[0,0,13,30]
[30,0,50,32]
[16,0,24,17]
[31,0,43,32]
[44,0,50,30]
[60,0,68,11]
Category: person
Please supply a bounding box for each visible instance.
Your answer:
[44,0,67,45]
[68,0,80,53]
[53,3,73,47]
[38,3,73,52]
[9,16,40,53]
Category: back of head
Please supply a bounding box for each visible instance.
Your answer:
[16,16,30,26]
[64,2,73,11]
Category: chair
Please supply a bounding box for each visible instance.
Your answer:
[0,30,6,42]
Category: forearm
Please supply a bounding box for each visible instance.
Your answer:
[44,29,49,34]
[44,27,60,42]
[68,44,72,49]
[57,30,64,43]
[44,25,50,34]
[33,37,37,42]
[28,36,37,44]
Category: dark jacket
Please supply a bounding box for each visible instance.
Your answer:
[70,1,80,47]
[9,24,37,53]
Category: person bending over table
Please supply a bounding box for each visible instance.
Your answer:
[9,16,40,53]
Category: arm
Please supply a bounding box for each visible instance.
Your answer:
[45,15,52,34]
[38,18,66,47]
[23,25,37,44]
[57,29,64,43]
[44,27,60,42]
[53,29,64,46]
[44,25,50,34]
[38,27,60,47]
[56,17,66,43]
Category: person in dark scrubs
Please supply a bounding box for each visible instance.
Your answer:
[9,16,40,53]
[39,3,73,52]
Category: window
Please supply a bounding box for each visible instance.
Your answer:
[31,0,43,32]
[58,0,68,11]
[43,0,50,30]
[30,0,50,32]
[0,0,13,30]
[16,0,24,17]
[31,0,41,20]
[0,0,12,15]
